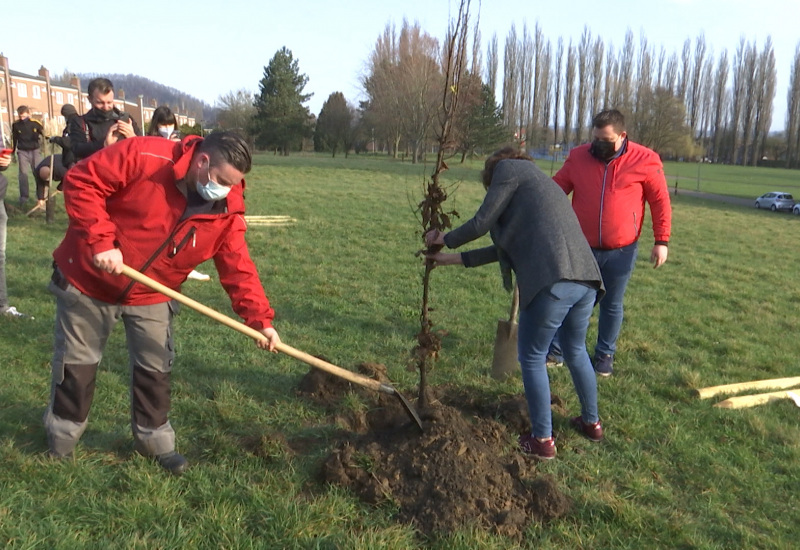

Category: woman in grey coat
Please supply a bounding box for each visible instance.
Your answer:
[426,148,605,459]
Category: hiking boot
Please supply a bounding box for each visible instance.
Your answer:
[570,416,604,442]
[156,451,189,476]
[1,306,34,319]
[593,353,614,377]
[518,434,556,460]
[546,353,564,367]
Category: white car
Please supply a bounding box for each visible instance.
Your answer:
[793,204,800,216]
[754,192,795,212]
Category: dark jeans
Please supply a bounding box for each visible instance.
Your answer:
[550,242,638,358]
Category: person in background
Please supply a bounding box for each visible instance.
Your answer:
[148,106,210,282]
[28,154,68,213]
[0,149,33,318]
[68,77,142,162]
[11,105,44,207]
[548,109,671,377]
[43,131,280,475]
[426,147,605,460]
[49,104,80,170]
[147,105,181,141]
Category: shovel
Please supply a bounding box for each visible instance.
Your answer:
[120,264,424,431]
[491,284,519,380]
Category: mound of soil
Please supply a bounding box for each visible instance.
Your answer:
[297,364,572,539]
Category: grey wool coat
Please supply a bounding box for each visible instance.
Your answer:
[444,159,604,310]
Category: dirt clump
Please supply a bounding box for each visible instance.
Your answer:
[297,366,572,539]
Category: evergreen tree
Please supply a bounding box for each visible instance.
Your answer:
[252,47,313,155]
[314,92,353,157]
[457,83,510,161]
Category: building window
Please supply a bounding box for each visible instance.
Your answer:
[33,86,41,99]
[17,83,27,97]
[56,92,64,104]
[68,93,74,104]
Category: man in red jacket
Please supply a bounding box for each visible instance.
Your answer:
[549,109,671,376]
[43,131,281,475]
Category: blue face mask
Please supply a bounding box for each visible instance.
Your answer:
[196,163,231,201]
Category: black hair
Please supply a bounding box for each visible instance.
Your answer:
[148,106,178,136]
[198,131,252,174]
[592,109,626,133]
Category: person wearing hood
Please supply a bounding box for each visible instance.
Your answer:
[49,103,80,169]
[68,78,142,162]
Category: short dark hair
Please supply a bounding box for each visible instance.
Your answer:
[87,78,114,98]
[592,109,626,133]
[17,105,30,115]
[148,106,178,136]
[198,131,252,174]
[481,146,534,189]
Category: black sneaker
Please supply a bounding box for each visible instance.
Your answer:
[156,451,189,476]
[593,353,614,377]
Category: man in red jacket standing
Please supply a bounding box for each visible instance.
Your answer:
[549,109,671,376]
[43,131,281,475]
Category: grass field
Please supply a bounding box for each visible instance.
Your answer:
[1,153,800,548]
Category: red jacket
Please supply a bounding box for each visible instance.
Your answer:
[554,140,671,250]
[54,135,275,330]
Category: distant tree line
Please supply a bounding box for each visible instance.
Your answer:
[210,25,800,169]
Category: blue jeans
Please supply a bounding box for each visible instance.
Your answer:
[550,242,638,358]
[518,281,599,439]
[592,242,638,356]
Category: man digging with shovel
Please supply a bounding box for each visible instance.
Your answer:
[43,131,281,475]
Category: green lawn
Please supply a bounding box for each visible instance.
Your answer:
[1,153,799,548]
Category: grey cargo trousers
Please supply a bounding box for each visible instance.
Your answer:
[43,270,178,457]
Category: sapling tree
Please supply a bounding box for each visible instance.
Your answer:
[412,0,474,408]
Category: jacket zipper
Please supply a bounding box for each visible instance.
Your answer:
[168,227,197,258]
[598,163,609,248]
[114,221,192,303]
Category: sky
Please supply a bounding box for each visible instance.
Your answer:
[2,0,798,131]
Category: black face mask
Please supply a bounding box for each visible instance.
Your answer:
[92,107,116,121]
[591,139,617,161]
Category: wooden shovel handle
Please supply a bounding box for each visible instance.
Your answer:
[508,284,520,323]
[120,265,385,392]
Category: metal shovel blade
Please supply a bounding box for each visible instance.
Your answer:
[378,384,424,430]
[491,285,519,380]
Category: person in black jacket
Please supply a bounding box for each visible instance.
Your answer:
[11,105,44,206]
[27,154,68,213]
[68,78,142,161]
[48,104,80,169]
